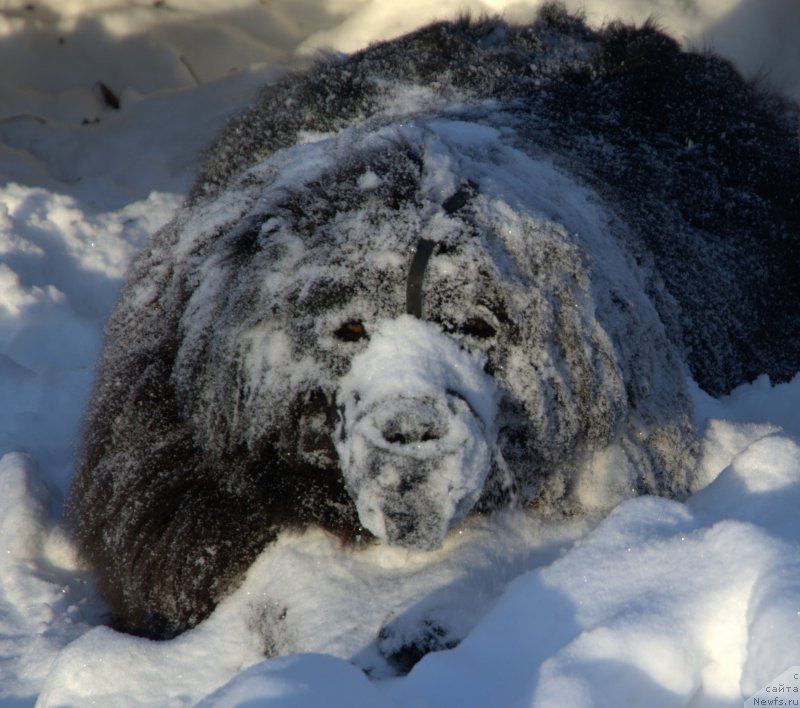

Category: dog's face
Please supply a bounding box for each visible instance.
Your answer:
[171,120,691,550]
[335,315,500,550]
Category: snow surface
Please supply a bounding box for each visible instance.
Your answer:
[0,0,799,706]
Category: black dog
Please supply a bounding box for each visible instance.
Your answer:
[68,4,800,643]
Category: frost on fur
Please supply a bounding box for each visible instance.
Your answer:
[68,4,799,640]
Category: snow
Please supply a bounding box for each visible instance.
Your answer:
[0,0,798,706]
[336,315,499,549]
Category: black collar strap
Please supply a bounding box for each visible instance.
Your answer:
[406,182,477,318]
[406,238,437,318]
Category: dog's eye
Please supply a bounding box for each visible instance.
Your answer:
[334,321,367,342]
[461,317,496,339]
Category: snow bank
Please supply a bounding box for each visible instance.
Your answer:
[184,406,800,708]
[197,654,389,708]
[0,183,177,488]
[0,0,798,706]
[18,379,800,707]
[0,452,94,703]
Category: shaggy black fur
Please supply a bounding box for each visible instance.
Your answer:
[68,3,799,642]
[194,9,800,396]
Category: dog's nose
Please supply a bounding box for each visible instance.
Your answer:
[378,399,447,446]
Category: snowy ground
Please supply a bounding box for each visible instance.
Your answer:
[1,0,799,706]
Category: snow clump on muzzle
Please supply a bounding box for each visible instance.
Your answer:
[335,315,499,551]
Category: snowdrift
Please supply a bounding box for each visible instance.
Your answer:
[0,1,799,706]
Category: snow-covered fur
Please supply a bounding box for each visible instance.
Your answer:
[68,4,800,640]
